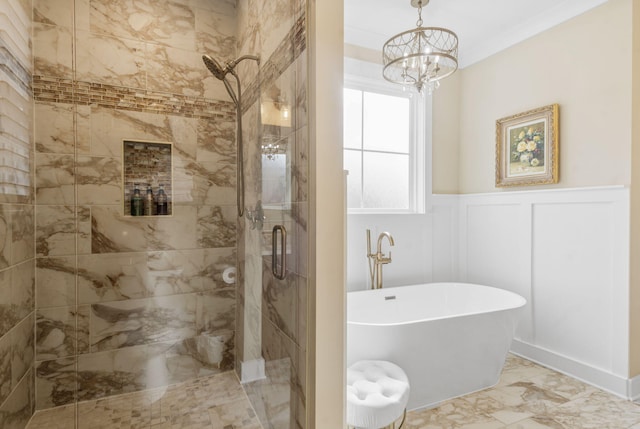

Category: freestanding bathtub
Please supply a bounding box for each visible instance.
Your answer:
[347,282,526,410]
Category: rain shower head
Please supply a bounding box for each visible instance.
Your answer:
[202,54,261,81]
[202,54,227,80]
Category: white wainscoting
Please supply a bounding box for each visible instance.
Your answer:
[457,186,630,398]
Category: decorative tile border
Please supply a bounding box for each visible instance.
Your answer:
[243,13,307,114]
[31,12,306,122]
[32,76,236,121]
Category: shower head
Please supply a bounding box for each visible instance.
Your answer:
[202,54,261,80]
[202,54,228,80]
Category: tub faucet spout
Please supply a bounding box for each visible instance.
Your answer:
[367,230,394,289]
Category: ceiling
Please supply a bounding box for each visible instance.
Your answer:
[344,0,608,68]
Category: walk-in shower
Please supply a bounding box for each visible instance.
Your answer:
[202,54,260,217]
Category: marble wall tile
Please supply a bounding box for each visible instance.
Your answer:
[295,52,308,131]
[35,205,75,257]
[77,306,90,355]
[89,108,161,157]
[11,314,34,388]
[0,368,33,429]
[33,0,74,28]
[236,0,262,76]
[35,154,74,205]
[90,205,198,253]
[75,31,146,88]
[0,268,14,338]
[75,336,233,402]
[33,23,73,78]
[76,346,144,401]
[196,117,235,164]
[76,156,122,205]
[145,44,205,97]
[196,205,236,248]
[89,0,197,51]
[35,357,76,409]
[0,332,11,404]
[195,288,235,334]
[90,294,197,352]
[77,206,91,255]
[240,102,261,206]
[195,5,236,58]
[262,268,300,346]
[260,0,296,63]
[34,102,74,154]
[163,332,234,381]
[75,105,91,155]
[11,261,34,323]
[140,114,197,160]
[293,127,308,204]
[77,248,234,304]
[173,160,235,205]
[36,257,76,308]
[0,206,11,270]
[36,307,76,361]
[10,204,34,265]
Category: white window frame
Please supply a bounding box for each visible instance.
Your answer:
[344,70,432,214]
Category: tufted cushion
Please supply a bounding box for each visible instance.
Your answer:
[346,360,410,428]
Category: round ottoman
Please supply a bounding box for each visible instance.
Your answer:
[346,360,410,429]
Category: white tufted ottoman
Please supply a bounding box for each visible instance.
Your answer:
[346,360,410,429]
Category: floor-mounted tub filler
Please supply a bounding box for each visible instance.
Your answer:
[347,282,526,410]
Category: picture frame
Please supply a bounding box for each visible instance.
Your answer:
[495,104,559,187]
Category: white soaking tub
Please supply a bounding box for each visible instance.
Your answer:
[347,282,526,410]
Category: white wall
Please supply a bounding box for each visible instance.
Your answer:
[346,195,457,291]
[459,186,631,397]
[346,186,633,397]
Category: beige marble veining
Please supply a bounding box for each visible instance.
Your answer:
[405,354,640,429]
[27,370,261,429]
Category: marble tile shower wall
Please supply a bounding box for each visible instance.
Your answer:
[0,1,36,428]
[32,0,243,411]
[235,1,309,428]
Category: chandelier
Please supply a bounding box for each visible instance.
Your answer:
[382,0,458,94]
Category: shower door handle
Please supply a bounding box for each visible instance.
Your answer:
[272,225,287,280]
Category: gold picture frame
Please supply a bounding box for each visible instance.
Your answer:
[496,104,559,187]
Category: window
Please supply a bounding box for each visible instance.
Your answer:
[343,76,428,213]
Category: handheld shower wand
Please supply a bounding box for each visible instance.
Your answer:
[202,54,260,217]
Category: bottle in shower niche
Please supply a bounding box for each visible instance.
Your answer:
[156,183,168,215]
[144,184,155,216]
[130,183,144,216]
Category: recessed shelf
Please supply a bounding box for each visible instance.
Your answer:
[123,140,173,217]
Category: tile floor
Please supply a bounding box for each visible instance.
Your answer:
[26,354,640,429]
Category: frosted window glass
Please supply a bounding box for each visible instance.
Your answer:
[344,149,362,209]
[363,92,409,153]
[362,152,409,209]
[343,88,362,150]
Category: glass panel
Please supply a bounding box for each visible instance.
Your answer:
[363,92,409,153]
[362,152,409,209]
[343,88,362,149]
[344,149,362,209]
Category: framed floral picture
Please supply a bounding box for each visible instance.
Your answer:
[495,104,559,187]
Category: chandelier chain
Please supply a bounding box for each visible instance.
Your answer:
[416,1,423,27]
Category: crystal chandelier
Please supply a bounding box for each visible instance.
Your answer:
[382,0,458,94]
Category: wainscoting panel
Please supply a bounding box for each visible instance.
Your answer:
[458,186,630,396]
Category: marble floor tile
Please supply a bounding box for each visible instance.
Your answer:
[25,371,262,429]
[25,353,640,429]
[406,354,640,429]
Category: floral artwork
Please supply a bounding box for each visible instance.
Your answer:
[496,104,559,187]
[509,121,545,176]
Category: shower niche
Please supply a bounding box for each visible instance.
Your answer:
[123,140,173,217]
